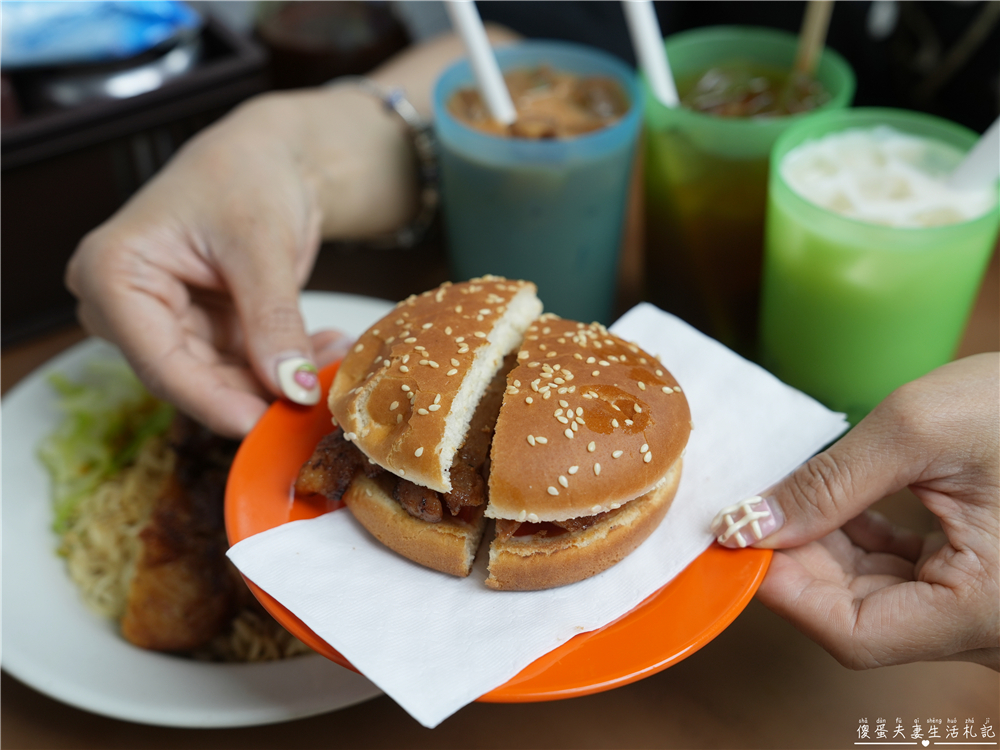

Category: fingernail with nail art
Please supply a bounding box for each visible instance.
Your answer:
[276,356,320,405]
[710,495,783,549]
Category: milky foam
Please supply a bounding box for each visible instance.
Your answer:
[781,125,997,228]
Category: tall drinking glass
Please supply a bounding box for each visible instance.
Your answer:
[643,26,854,357]
[759,108,1000,424]
[433,41,642,324]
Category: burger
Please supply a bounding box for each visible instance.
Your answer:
[295,277,691,591]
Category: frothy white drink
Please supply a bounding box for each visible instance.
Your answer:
[781,125,997,228]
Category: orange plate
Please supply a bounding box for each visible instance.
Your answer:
[225,363,771,703]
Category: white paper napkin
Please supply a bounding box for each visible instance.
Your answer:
[228,304,848,728]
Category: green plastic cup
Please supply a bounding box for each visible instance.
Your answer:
[759,107,1000,424]
[642,26,855,358]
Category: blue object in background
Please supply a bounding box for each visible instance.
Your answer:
[1,1,201,69]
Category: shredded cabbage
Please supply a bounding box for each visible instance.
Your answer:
[38,359,174,533]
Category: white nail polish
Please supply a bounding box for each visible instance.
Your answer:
[711,495,781,549]
[276,356,320,405]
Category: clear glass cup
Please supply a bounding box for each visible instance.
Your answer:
[759,107,1000,424]
[433,40,642,324]
[642,26,855,358]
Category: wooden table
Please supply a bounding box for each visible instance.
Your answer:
[2,243,997,750]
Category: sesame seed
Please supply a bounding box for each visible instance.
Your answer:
[455,336,465,343]
[557,416,569,424]
[458,346,469,354]
[612,419,619,428]
[633,404,642,413]
[414,447,424,457]
[517,510,527,522]
[536,436,548,444]
[554,408,564,416]
[554,378,565,385]
[396,414,403,424]
[546,352,557,358]
[445,327,453,335]
[353,343,364,353]
[429,361,439,368]
[451,358,460,366]
[559,400,569,408]
[587,357,596,364]
[525,397,533,404]
[547,487,559,496]
[390,401,399,410]
[594,463,601,476]
[592,371,600,377]
[399,468,406,476]
[404,337,417,344]
[419,359,429,366]
[644,452,653,463]
[474,332,487,338]
[527,513,540,523]
[434,394,441,404]
[656,369,664,377]
[612,450,624,459]
[428,404,441,411]
[638,382,646,391]
[599,360,610,367]
[542,391,552,400]
[400,366,409,373]
[344,432,357,441]
[422,323,433,329]
[417,408,429,415]
[564,428,574,439]
[401,385,410,392]
[455,306,463,313]
[556,476,569,489]
[591,504,603,513]
[662,386,672,393]
[574,353,583,360]
[675,386,683,392]
[479,309,491,315]
[587,441,596,453]
[447,369,459,376]
[527,435,536,446]
[625,419,634,426]
[403,355,411,363]
[641,443,649,453]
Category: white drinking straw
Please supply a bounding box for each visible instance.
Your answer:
[948,116,1000,190]
[445,1,516,125]
[622,0,679,107]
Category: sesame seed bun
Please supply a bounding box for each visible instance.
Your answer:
[486,316,692,523]
[329,277,542,493]
[342,474,487,577]
[485,457,682,591]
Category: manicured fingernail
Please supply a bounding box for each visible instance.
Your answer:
[276,356,320,405]
[710,495,784,549]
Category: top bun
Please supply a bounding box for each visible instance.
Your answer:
[486,315,691,522]
[329,277,542,493]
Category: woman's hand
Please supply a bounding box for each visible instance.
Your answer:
[712,353,999,669]
[65,87,414,438]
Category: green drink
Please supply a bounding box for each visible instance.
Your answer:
[643,26,854,358]
[759,108,1000,424]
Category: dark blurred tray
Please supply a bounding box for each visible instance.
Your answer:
[2,16,269,345]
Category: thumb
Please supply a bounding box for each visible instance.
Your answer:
[223,245,321,407]
[711,415,922,550]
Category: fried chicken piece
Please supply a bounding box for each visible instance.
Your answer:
[120,417,240,652]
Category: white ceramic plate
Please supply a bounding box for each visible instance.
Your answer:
[1,291,395,728]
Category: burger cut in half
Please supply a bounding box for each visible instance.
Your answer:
[294,279,692,590]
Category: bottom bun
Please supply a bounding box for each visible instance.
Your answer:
[342,474,487,577]
[485,459,683,591]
